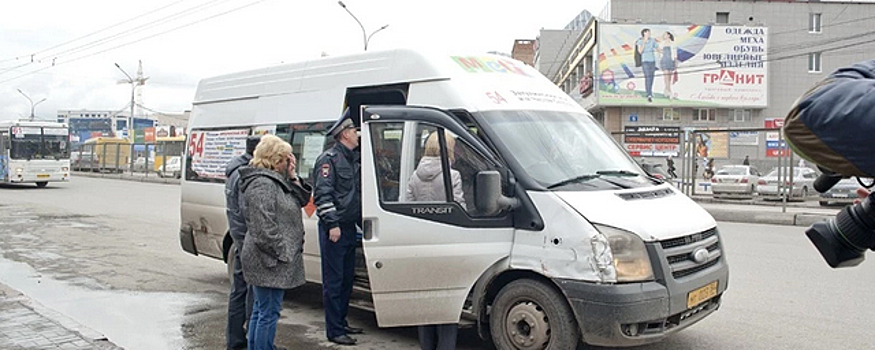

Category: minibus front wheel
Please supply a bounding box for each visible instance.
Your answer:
[490,279,580,350]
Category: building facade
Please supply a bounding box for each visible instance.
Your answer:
[547,0,875,165]
[511,39,536,66]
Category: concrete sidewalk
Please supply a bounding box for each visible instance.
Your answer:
[0,283,120,350]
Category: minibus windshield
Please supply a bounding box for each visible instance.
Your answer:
[479,110,652,189]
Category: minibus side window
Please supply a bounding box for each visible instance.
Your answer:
[371,122,405,202]
[290,123,329,185]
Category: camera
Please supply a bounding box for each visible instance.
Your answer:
[806,181,875,268]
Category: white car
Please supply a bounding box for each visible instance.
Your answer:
[757,167,818,199]
[710,165,761,196]
[157,156,181,179]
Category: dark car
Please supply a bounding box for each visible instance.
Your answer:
[640,162,672,180]
[819,178,871,206]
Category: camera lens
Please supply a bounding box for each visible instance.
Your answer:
[806,194,875,268]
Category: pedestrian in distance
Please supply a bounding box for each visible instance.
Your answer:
[405,130,463,350]
[313,109,364,346]
[666,155,677,179]
[224,135,262,350]
[743,155,750,166]
[239,134,312,350]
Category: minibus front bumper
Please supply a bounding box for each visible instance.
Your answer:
[555,260,728,347]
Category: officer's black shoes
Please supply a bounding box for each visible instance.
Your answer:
[329,335,357,346]
[344,326,364,334]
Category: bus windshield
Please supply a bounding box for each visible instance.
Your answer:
[10,129,69,160]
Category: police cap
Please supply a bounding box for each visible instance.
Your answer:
[328,108,355,138]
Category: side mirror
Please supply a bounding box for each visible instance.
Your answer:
[476,170,518,216]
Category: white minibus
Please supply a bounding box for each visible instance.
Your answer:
[179,49,728,349]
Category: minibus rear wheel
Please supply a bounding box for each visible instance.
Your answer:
[490,279,580,350]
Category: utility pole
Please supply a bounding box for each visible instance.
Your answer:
[337,1,389,51]
[17,89,46,121]
[114,61,148,139]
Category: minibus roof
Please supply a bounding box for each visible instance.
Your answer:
[190,49,584,128]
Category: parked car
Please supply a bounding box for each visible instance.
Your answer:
[157,156,181,179]
[70,151,99,171]
[819,177,872,206]
[133,156,155,173]
[710,165,761,196]
[639,162,673,180]
[757,167,818,200]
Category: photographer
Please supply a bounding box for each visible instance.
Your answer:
[783,59,875,268]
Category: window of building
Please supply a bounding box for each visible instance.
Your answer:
[809,52,822,73]
[809,13,822,33]
[662,108,679,121]
[733,109,751,122]
[716,12,729,24]
[697,109,716,122]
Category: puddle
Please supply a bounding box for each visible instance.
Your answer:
[0,255,210,350]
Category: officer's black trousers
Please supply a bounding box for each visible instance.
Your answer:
[318,221,357,339]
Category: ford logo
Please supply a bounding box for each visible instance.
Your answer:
[691,248,709,264]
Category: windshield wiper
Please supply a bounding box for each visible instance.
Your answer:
[596,170,639,177]
[547,174,601,189]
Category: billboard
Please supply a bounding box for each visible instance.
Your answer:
[624,126,680,157]
[597,24,768,107]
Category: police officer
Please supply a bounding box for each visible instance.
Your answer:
[313,110,362,346]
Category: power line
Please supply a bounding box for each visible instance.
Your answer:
[0,0,190,64]
[0,0,270,85]
[0,0,233,76]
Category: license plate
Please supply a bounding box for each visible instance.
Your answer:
[831,193,850,198]
[687,280,718,309]
[37,174,50,178]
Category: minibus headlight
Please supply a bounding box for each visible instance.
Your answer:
[595,225,654,282]
[15,167,23,173]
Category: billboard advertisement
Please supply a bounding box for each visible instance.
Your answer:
[597,24,767,107]
[624,126,680,157]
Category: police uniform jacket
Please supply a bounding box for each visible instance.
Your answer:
[313,143,361,229]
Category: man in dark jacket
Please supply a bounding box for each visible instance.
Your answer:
[313,110,362,346]
[224,135,261,350]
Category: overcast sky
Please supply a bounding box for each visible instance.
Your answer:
[0,0,608,120]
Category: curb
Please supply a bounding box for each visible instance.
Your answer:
[702,207,834,227]
[0,282,114,347]
[71,170,180,185]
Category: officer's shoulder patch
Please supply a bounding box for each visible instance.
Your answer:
[321,163,331,178]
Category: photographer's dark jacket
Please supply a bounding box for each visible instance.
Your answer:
[238,167,312,290]
[312,143,361,229]
[784,60,875,177]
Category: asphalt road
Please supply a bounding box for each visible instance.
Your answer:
[0,177,873,349]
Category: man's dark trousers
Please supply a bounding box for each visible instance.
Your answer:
[227,245,254,350]
[319,221,357,339]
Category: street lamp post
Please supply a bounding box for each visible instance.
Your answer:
[337,1,388,51]
[17,89,46,121]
